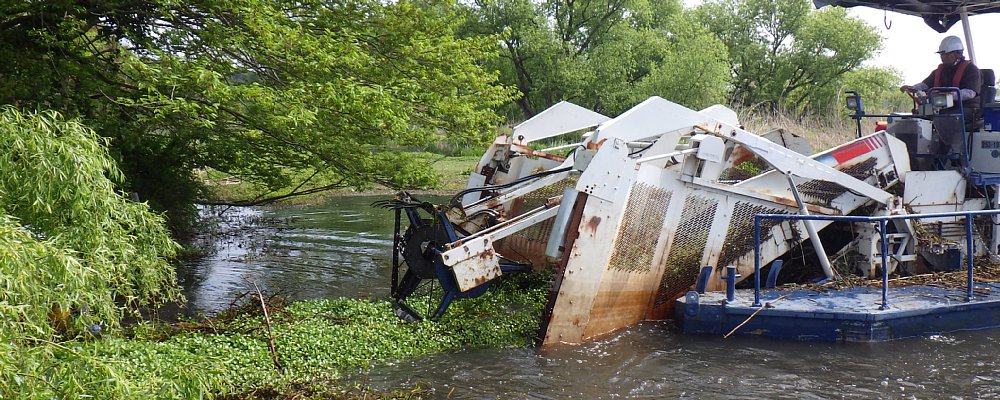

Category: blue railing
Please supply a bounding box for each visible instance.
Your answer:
[752,209,1000,308]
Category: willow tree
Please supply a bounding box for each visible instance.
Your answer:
[0,107,179,346]
[0,0,515,231]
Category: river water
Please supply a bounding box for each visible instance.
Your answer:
[180,196,1000,399]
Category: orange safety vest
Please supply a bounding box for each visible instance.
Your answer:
[933,60,971,88]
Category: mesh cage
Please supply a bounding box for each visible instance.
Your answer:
[608,183,672,273]
[654,194,718,305]
[717,202,788,270]
[515,177,577,241]
[797,158,878,206]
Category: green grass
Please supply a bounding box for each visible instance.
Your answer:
[202,153,481,205]
[736,105,858,151]
[421,154,479,192]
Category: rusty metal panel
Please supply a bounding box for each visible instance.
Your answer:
[496,177,576,266]
[442,238,503,292]
[608,183,672,273]
[654,194,718,306]
[576,182,676,339]
[542,196,626,345]
[448,249,503,292]
[581,268,665,340]
[494,222,552,268]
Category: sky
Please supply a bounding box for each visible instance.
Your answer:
[847,7,1000,84]
[681,1,1000,84]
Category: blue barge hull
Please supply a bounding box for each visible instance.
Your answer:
[675,283,1000,341]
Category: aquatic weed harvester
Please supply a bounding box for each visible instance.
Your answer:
[376,0,1000,345]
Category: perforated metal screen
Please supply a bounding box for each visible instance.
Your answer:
[609,183,672,273]
[717,202,788,270]
[654,194,718,305]
[797,158,878,205]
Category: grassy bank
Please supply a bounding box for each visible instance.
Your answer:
[3,275,548,399]
[736,106,858,150]
[203,153,480,205]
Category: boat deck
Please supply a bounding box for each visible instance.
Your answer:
[675,282,1000,341]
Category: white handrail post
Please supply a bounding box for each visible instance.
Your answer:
[961,6,977,64]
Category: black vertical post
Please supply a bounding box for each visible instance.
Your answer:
[391,208,401,297]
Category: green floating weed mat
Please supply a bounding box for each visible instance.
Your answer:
[2,275,549,399]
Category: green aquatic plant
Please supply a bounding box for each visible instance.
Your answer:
[2,274,549,398]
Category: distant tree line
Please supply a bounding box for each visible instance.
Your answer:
[463,0,907,121]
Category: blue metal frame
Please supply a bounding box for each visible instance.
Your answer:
[392,203,531,320]
[752,209,1000,308]
[423,210,531,319]
[765,259,784,289]
[677,283,1000,341]
[695,266,713,294]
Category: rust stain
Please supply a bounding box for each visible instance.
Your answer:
[759,193,841,215]
[494,229,550,268]
[545,195,563,208]
[586,216,602,233]
[538,192,588,347]
[586,138,608,150]
[510,144,568,162]
[583,288,658,339]
[729,144,756,166]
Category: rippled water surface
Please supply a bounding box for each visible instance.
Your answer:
[179,195,406,313]
[180,196,1000,399]
[360,327,1000,399]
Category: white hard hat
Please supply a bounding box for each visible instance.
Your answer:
[937,35,964,54]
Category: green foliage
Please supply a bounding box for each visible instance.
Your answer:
[461,0,730,120]
[0,106,182,395]
[203,152,479,205]
[0,108,181,343]
[839,67,910,115]
[695,0,882,112]
[626,11,731,111]
[0,276,548,398]
[0,0,515,228]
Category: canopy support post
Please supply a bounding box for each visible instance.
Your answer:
[961,6,977,64]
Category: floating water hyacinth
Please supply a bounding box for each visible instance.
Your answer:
[1,273,550,398]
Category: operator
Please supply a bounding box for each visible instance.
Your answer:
[899,35,982,130]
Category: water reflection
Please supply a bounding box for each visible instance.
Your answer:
[178,195,411,314]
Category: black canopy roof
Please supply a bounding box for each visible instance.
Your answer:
[814,1,1000,32]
